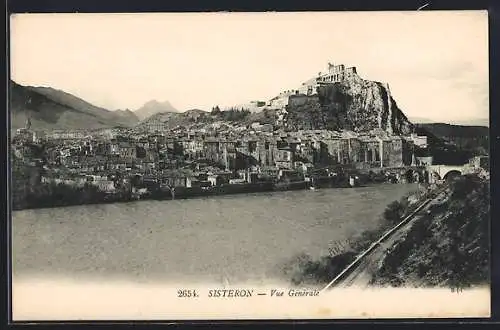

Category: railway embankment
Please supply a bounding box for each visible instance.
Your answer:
[282,172,489,290]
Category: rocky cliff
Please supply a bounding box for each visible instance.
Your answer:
[284,74,413,135]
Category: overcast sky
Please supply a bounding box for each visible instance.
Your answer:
[10,11,488,122]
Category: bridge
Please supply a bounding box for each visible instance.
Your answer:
[426,164,472,183]
[379,164,472,184]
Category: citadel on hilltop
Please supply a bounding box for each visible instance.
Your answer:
[268,62,359,109]
[299,62,358,95]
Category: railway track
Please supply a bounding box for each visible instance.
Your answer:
[320,184,449,292]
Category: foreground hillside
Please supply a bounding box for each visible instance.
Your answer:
[370,173,489,288]
[281,173,489,289]
[10,81,139,130]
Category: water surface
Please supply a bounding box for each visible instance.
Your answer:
[12,184,418,284]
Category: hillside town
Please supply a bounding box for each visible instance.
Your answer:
[10,62,488,209]
[12,114,426,202]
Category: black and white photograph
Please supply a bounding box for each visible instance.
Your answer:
[9,11,490,320]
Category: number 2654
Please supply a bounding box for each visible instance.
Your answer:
[177,289,199,298]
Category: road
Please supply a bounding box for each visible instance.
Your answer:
[324,186,450,289]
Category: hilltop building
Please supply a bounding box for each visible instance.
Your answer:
[298,62,358,96]
[267,62,359,120]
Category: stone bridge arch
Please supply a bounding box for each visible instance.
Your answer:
[426,165,466,183]
[443,170,462,182]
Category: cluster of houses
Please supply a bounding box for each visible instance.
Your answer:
[12,114,433,195]
[202,129,422,173]
[11,60,434,195]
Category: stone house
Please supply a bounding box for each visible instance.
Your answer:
[160,175,187,188]
[275,147,294,169]
[383,136,404,168]
[118,142,136,159]
[416,156,433,166]
[278,169,304,182]
[409,133,428,149]
[87,174,116,192]
[110,141,120,156]
[358,136,383,167]
[180,138,204,159]
[321,138,350,165]
[469,155,489,170]
[255,139,276,167]
[203,138,237,170]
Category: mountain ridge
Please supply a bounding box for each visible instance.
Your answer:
[11,78,488,137]
[409,116,489,127]
[10,81,139,130]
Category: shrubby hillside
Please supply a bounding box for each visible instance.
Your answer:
[370,173,489,288]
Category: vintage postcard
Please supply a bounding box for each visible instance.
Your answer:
[9,11,490,320]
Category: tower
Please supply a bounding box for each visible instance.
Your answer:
[328,62,335,73]
[25,113,32,130]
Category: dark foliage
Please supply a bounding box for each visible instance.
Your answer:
[383,200,406,225]
[371,174,490,288]
[282,251,357,286]
[415,124,489,163]
[18,182,132,210]
[211,107,251,122]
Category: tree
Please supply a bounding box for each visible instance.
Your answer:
[211,105,221,115]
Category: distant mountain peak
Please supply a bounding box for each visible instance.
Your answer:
[135,99,178,120]
[144,99,163,106]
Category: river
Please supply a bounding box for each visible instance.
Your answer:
[12,184,418,285]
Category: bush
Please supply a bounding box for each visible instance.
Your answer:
[282,251,357,286]
[383,200,405,225]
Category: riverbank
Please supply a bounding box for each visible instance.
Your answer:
[283,173,489,289]
[11,173,369,211]
[282,180,441,287]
